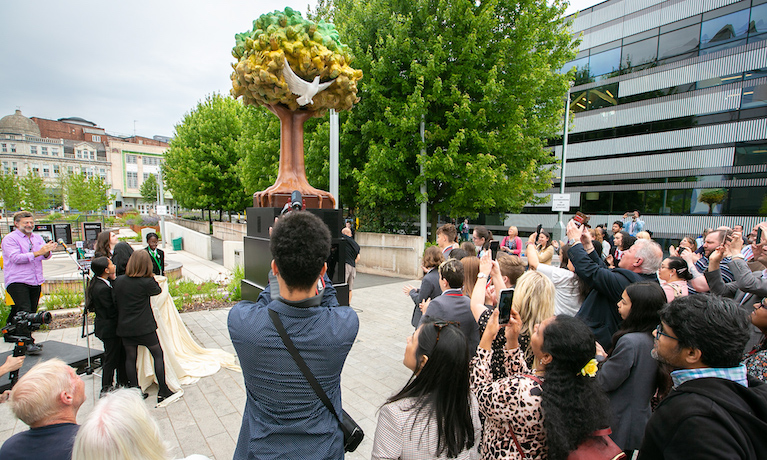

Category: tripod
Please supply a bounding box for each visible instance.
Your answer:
[60,243,100,377]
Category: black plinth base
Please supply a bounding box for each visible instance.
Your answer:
[0,341,104,391]
[242,207,350,304]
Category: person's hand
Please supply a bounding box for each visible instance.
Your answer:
[680,249,700,265]
[504,308,522,349]
[489,259,500,277]
[421,265,429,274]
[419,298,430,314]
[35,241,57,257]
[527,233,537,245]
[479,251,493,276]
[1,355,24,374]
[668,245,679,257]
[402,284,415,296]
[595,341,607,359]
[580,226,593,247]
[709,245,725,265]
[485,283,497,307]
[623,213,628,219]
[729,231,743,254]
[566,219,582,242]
[480,308,502,350]
[500,246,510,253]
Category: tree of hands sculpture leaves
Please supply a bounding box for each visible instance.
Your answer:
[231,7,362,208]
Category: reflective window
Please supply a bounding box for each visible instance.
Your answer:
[735,143,767,167]
[701,9,750,48]
[571,90,588,113]
[587,83,618,110]
[741,83,767,109]
[588,47,621,77]
[658,24,701,60]
[561,56,588,74]
[621,36,658,70]
[750,3,767,36]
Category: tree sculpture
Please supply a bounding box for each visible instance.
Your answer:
[231,7,362,208]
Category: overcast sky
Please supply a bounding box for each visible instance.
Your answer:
[0,0,602,139]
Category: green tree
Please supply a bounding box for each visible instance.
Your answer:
[164,93,252,215]
[698,188,727,215]
[334,0,577,237]
[65,173,113,212]
[19,172,50,213]
[0,172,22,230]
[140,173,158,204]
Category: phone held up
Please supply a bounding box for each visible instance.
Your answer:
[573,211,591,228]
[498,288,514,325]
[490,240,500,260]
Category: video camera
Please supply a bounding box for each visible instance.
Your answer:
[280,190,305,216]
[2,311,52,386]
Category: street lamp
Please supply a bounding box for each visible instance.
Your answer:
[552,81,573,243]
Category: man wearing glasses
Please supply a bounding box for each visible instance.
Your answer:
[2,211,58,354]
[639,295,767,459]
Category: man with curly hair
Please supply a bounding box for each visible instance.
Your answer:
[228,211,359,459]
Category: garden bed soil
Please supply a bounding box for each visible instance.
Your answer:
[47,300,236,330]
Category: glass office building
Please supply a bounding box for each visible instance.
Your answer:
[513,0,767,238]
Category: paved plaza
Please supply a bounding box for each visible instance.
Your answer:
[0,245,418,459]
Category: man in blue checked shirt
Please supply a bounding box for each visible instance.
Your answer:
[639,295,767,459]
[228,211,359,460]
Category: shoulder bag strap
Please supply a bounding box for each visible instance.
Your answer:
[507,374,543,458]
[267,309,347,434]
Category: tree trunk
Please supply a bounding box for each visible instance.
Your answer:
[252,104,335,209]
[429,206,439,243]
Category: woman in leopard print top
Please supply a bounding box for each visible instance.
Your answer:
[471,311,613,459]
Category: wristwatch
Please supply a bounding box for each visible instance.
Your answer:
[477,273,489,279]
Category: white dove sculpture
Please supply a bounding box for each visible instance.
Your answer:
[282,58,336,106]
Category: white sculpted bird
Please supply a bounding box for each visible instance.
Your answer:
[282,58,336,106]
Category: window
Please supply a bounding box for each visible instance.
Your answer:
[11,162,17,175]
[751,3,767,36]
[84,167,94,178]
[561,56,591,85]
[1,161,8,173]
[587,83,619,110]
[143,172,150,182]
[10,144,16,153]
[621,36,658,71]
[67,166,74,175]
[92,135,101,142]
[126,171,138,188]
[126,154,137,164]
[51,147,59,157]
[30,145,37,155]
[1,143,6,153]
[53,165,60,177]
[588,47,621,78]
[741,83,767,109]
[99,168,106,180]
[31,164,40,175]
[701,9,750,49]
[658,24,701,60]
[42,165,49,177]
[41,146,48,155]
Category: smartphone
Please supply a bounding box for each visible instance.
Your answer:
[535,224,543,241]
[490,240,500,260]
[574,211,590,228]
[498,288,514,325]
[758,227,764,245]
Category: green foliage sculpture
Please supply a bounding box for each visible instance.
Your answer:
[231,7,362,208]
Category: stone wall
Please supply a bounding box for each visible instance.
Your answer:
[355,232,424,278]
[213,221,246,241]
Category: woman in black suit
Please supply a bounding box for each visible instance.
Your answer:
[402,245,444,327]
[86,256,125,396]
[114,250,176,404]
[144,232,164,276]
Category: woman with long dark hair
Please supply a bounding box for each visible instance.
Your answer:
[534,230,554,265]
[94,230,119,258]
[596,282,668,455]
[472,226,492,257]
[114,250,179,406]
[372,319,480,459]
[472,310,613,459]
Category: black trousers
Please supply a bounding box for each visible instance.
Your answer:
[100,336,127,389]
[5,283,42,324]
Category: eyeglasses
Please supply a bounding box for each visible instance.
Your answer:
[433,321,460,343]
[757,298,767,309]
[655,324,678,341]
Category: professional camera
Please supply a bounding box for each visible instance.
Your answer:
[2,311,52,343]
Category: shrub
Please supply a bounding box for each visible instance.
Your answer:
[228,265,244,302]
[42,286,84,310]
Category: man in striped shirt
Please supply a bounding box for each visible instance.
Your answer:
[681,228,734,294]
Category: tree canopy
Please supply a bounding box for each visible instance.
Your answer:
[231,7,363,114]
[19,172,50,213]
[334,0,577,233]
[163,94,253,213]
[140,173,158,204]
[65,173,113,213]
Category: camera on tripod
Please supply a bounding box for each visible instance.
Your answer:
[2,311,52,348]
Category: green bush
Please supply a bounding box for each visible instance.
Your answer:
[42,286,84,310]
[0,301,10,326]
[228,265,244,302]
[168,278,223,311]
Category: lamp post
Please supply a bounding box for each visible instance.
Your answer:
[553,82,573,243]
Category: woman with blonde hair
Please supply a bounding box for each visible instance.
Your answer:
[72,388,209,460]
[514,270,556,369]
[461,256,481,297]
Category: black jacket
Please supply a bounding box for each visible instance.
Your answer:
[569,243,658,348]
[145,246,165,276]
[114,275,162,337]
[639,376,767,459]
[112,242,134,276]
[87,278,118,339]
[409,267,442,327]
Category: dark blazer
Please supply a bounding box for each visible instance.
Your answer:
[409,268,442,327]
[569,244,658,348]
[419,290,479,356]
[113,275,162,337]
[112,242,134,276]
[145,246,165,276]
[88,278,118,340]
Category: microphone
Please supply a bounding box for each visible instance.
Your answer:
[57,238,73,253]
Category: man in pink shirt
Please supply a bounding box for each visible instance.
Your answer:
[2,211,57,353]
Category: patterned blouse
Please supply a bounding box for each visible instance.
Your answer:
[743,337,767,383]
[470,347,547,459]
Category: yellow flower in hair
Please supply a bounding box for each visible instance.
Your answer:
[580,358,598,377]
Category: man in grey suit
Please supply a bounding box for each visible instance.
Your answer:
[705,225,767,350]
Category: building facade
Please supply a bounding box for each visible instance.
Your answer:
[514,0,767,238]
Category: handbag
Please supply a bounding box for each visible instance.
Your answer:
[507,375,625,460]
[268,309,364,452]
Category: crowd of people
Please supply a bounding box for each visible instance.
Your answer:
[389,217,767,459]
[4,210,767,459]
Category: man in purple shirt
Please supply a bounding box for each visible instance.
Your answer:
[2,211,57,353]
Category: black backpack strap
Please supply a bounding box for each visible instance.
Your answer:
[268,308,349,435]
